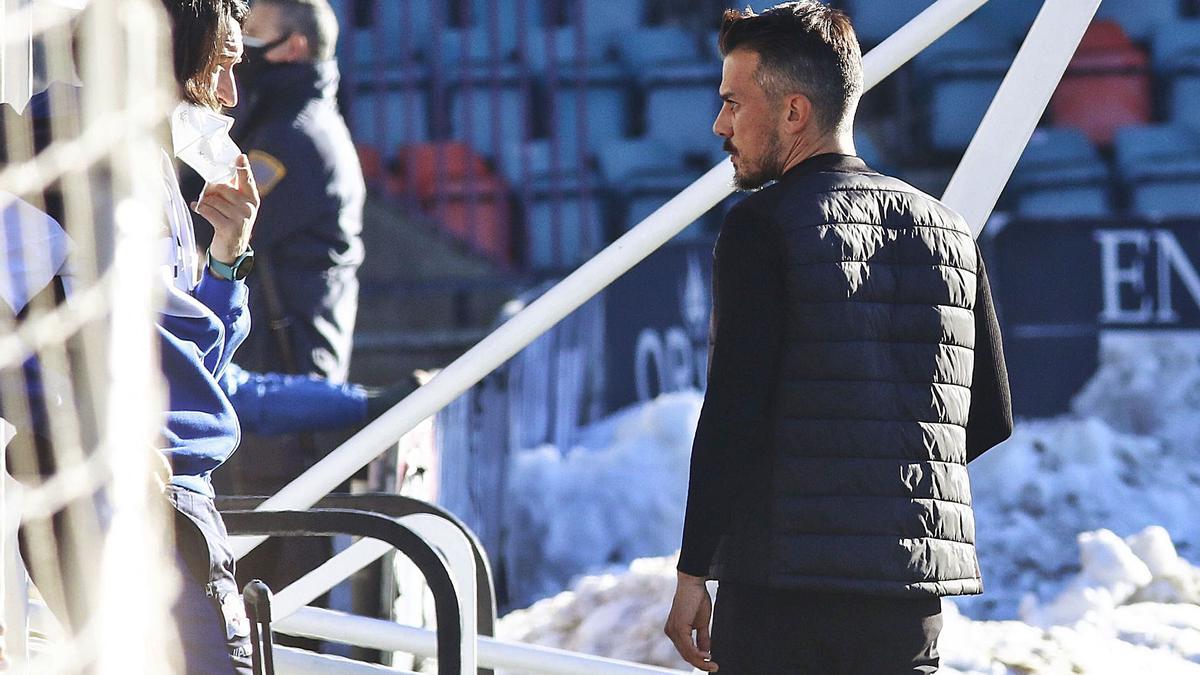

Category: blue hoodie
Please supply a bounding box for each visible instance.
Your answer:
[159,273,250,497]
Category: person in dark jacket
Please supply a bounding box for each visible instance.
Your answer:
[663,4,1013,674]
[227,0,364,385]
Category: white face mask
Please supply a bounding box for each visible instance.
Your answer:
[170,101,242,185]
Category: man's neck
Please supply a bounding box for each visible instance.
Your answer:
[779,130,856,175]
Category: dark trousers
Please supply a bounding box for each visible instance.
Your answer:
[168,485,254,675]
[710,583,943,675]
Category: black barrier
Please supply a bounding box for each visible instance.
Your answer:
[220,509,464,673]
[989,218,1200,416]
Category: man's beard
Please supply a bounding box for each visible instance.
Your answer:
[727,133,786,191]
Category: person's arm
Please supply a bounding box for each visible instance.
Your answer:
[677,203,784,576]
[966,242,1013,462]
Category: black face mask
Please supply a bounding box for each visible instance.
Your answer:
[238,33,291,91]
[230,33,291,127]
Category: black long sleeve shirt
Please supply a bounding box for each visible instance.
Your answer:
[677,206,1013,577]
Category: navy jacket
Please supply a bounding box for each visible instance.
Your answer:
[230,60,364,383]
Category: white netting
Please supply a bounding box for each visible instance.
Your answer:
[1,1,181,672]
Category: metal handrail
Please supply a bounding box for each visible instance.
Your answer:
[218,492,498,647]
[220,508,465,673]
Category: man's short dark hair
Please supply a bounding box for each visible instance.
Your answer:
[160,0,249,109]
[718,1,863,135]
[256,0,339,62]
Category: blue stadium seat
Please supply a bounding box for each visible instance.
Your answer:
[1011,127,1109,192]
[337,0,433,66]
[643,84,720,155]
[1152,20,1200,131]
[1096,0,1180,42]
[1172,78,1200,132]
[574,0,648,51]
[928,78,1003,153]
[617,26,700,68]
[499,140,588,190]
[917,19,1013,154]
[974,0,1042,45]
[841,0,928,45]
[1016,187,1112,219]
[854,130,889,173]
[914,19,1012,76]
[348,85,430,152]
[524,26,610,73]
[439,26,520,67]
[1113,124,1200,182]
[597,138,680,183]
[550,82,630,155]
[1129,181,1200,219]
[1151,19,1200,69]
[449,83,530,158]
[526,196,605,270]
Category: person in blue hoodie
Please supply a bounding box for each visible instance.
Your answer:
[155,0,260,672]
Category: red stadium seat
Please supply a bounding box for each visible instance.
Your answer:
[1050,20,1151,146]
[430,174,513,266]
[392,142,493,200]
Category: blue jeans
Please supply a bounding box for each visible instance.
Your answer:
[167,485,253,675]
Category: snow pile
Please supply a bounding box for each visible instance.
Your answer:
[497,556,690,671]
[963,415,1200,618]
[1072,332,1200,456]
[497,536,1200,675]
[502,392,702,608]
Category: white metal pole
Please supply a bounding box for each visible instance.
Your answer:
[231,0,992,560]
[275,607,691,675]
[943,0,1103,235]
[272,538,393,619]
[274,645,411,674]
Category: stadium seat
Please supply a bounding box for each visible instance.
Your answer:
[348,84,430,153]
[337,0,433,66]
[1010,127,1109,192]
[431,176,514,266]
[913,18,1013,76]
[524,26,611,73]
[1050,21,1151,146]
[642,68,722,156]
[841,0,928,45]
[1129,180,1200,219]
[550,81,631,156]
[617,26,700,68]
[392,142,493,200]
[498,139,590,191]
[573,0,648,52]
[1112,124,1200,183]
[1016,186,1112,219]
[1095,0,1180,42]
[927,78,1004,154]
[525,195,605,271]
[916,19,1013,153]
[448,82,530,158]
[974,0,1042,46]
[1152,20,1200,131]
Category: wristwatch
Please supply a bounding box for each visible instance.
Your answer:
[207,247,256,281]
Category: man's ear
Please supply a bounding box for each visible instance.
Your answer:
[284,32,310,61]
[783,93,814,133]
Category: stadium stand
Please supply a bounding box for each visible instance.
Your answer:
[1009,127,1113,219]
[1095,0,1182,42]
[1114,123,1200,219]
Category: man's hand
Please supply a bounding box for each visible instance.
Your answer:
[664,571,718,672]
[192,154,259,263]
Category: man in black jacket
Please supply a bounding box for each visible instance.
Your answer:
[663,3,1013,673]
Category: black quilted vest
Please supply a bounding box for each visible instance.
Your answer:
[712,154,982,597]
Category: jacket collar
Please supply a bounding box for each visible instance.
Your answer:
[778,152,871,181]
